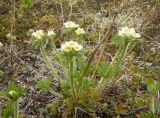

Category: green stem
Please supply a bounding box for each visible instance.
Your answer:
[151,96,155,114]
[14,100,18,118]
[39,43,62,83]
[109,46,122,68]
[94,46,122,93]
[49,88,63,98]
[61,61,69,80]
[115,44,129,68]
[95,43,129,94]
[70,58,76,101]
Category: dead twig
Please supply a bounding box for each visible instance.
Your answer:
[81,25,114,78]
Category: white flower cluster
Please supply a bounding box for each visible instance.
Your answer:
[118,27,141,38]
[0,42,3,47]
[64,21,79,29]
[64,21,85,35]
[75,27,85,35]
[6,33,16,40]
[32,30,44,39]
[61,41,83,52]
[32,30,55,40]
[47,30,55,37]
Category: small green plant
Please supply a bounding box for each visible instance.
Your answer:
[140,79,160,118]
[95,27,141,94]
[21,0,33,8]
[0,81,25,118]
[31,23,141,117]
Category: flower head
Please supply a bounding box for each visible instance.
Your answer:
[75,27,85,35]
[64,21,79,29]
[0,42,3,47]
[74,44,83,51]
[118,27,141,38]
[61,43,72,52]
[6,33,12,39]
[32,30,44,40]
[61,41,83,52]
[8,90,17,96]
[47,30,55,37]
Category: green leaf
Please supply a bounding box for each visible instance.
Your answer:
[1,81,26,101]
[0,91,8,98]
[82,78,94,88]
[140,112,157,118]
[111,36,125,46]
[97,60,110,77]
[111,64,123,77]
[23,0,33,8]
[47,103,58,116]
[36,78,52,91]
[146,79,160,96]
[61,80,71,97]
[2,100,14,118]
[76,54,86,74]
[155,101,160,113]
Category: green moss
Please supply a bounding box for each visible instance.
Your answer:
[0,16,11,41]
[40,15,58,27]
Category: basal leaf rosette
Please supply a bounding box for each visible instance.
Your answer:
[112,27,141,46]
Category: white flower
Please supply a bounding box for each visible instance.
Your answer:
[61,43,72,52]
[0,42,3,47]
[6,33,12,39]
[47,30,55,37]
[32,30,44,39]
[75,27,85,35]
[8,90,16,96]
[61,41,83,52]
[67,41,78,48]
[74,44,83,51]
[64,21,79,29]
[118,27,141,38]
[151,47,156,53]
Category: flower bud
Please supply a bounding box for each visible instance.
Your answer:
[75,28,85,35]
[0,42,3,47]
[6,33,12,39]
[47,30,55,37]
[8,90,18,100]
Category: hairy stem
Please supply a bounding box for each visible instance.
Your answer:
[39,43,62,83]
[151,96,155,114]
[95,43,129,94]
[61,61,69,80]
[70,58,76,102]
[94,46,122,93]
[49,88,63,98]
[109,47,122,69]
[14,100,18,118]
[81,26,113,79]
